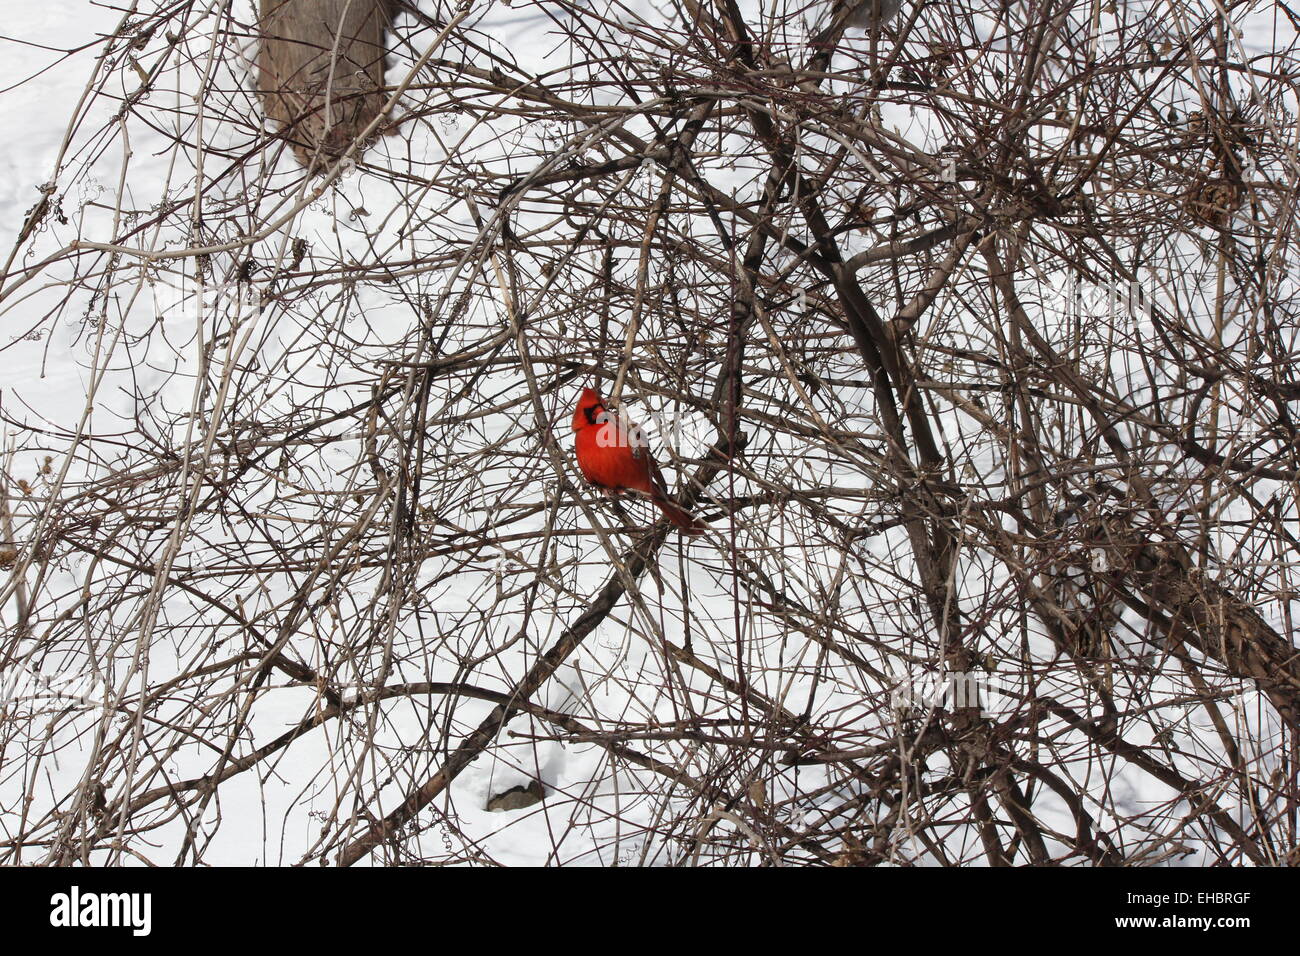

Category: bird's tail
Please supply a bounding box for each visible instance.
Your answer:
[652,493,707,536]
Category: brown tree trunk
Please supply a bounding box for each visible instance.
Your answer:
[257,0,392,168]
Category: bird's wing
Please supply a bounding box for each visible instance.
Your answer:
[613,405,651,458]
[608,404,673,495]
[617,406,675,495]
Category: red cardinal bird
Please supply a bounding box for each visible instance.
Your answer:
[572,387,705,535]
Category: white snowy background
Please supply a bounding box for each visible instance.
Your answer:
[0,0,1295,865]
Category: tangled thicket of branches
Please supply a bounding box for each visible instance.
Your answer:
[1,0,1299,866]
